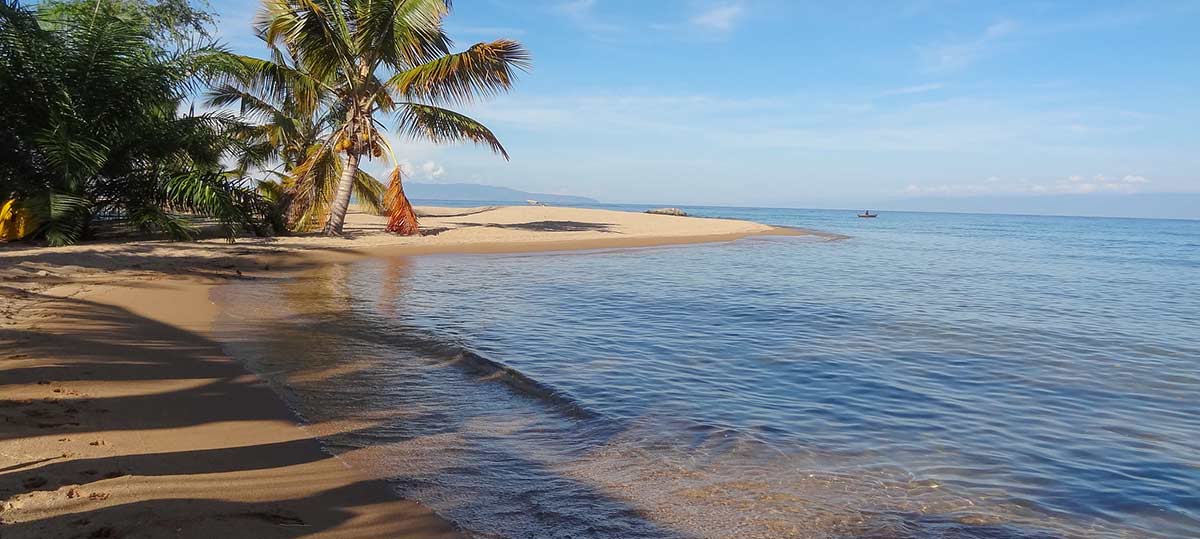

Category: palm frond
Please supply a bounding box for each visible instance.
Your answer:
[161,172,245,241]
[396,103,508,158]
[388,39,530,105]
[283,141,342,231]
[125,204,197,240]
[23,191,90,247]
[355,0,450,68]
[382,166,418,235]
[256,0,353,84]
[353,169,387,214]
[208,52,326,119]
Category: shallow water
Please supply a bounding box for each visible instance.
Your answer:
[214,208,1200,538]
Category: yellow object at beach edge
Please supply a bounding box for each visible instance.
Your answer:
[0,199,37,241]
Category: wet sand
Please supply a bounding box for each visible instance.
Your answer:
[0,206,802,538]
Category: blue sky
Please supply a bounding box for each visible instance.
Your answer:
[208,0,1200,209]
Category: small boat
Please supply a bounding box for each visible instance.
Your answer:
[857,210,877,218]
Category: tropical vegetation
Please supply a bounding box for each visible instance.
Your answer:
[0,0,277,245]
[0,0,528,244]
[209,56,393,233]
[237,0,529,235]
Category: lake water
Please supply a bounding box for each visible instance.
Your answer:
[214,207,1200,538]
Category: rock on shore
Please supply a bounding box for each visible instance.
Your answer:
[646,207,689,217]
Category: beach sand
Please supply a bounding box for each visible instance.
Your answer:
[0,206,801,538]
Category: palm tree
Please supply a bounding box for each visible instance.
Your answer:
[209,57,389,233]
[251,0,529,236]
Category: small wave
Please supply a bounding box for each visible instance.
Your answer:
[342,322,604,421]
[437,348,600,420]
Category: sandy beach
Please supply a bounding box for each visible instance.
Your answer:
[0,206,800,538]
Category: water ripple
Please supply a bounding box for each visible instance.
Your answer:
[215,209,1200,539]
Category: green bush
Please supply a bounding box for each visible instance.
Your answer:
[0,0,277,245]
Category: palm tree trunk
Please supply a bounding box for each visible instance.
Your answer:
[324,151,359,235]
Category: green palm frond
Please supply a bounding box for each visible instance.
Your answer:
[257,0,353,84]
[23,191,91,247]
[352,169,387,214]
[161,171,252,241]
[284,141,342,231]
[257,177,287,201]
[126,204,197,240]
[355,0,450,67]
[209,52,327,118]
[396,103,508,158]
[388,39,530,105]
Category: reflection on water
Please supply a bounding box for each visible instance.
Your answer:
[214,208,1200,539]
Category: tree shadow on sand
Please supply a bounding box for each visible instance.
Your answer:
[455,220,617,233]
[0,285,688,538]
[2,253,1063,539]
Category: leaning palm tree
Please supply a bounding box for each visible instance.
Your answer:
[209,60,388,233]
[252,0,529,235]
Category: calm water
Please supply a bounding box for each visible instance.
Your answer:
[214,207,1200,539]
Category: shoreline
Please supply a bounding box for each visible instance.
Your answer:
[0,206,810,537]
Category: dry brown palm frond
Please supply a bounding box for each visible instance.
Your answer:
[383,166,419,235]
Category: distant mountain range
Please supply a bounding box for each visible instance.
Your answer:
[405,182,597,204]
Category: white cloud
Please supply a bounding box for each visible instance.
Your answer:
[471,92,1149,158]
[919,20,1019,71]
[691,3,746,32]
[904,183,992,196]
[399,160,447,182]
[557,0,595,17]
[984,20,1018,38]
[877,82,944,97]
[554,0,620,34]
[1060,174,1150,193]
[648,2,747,36]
